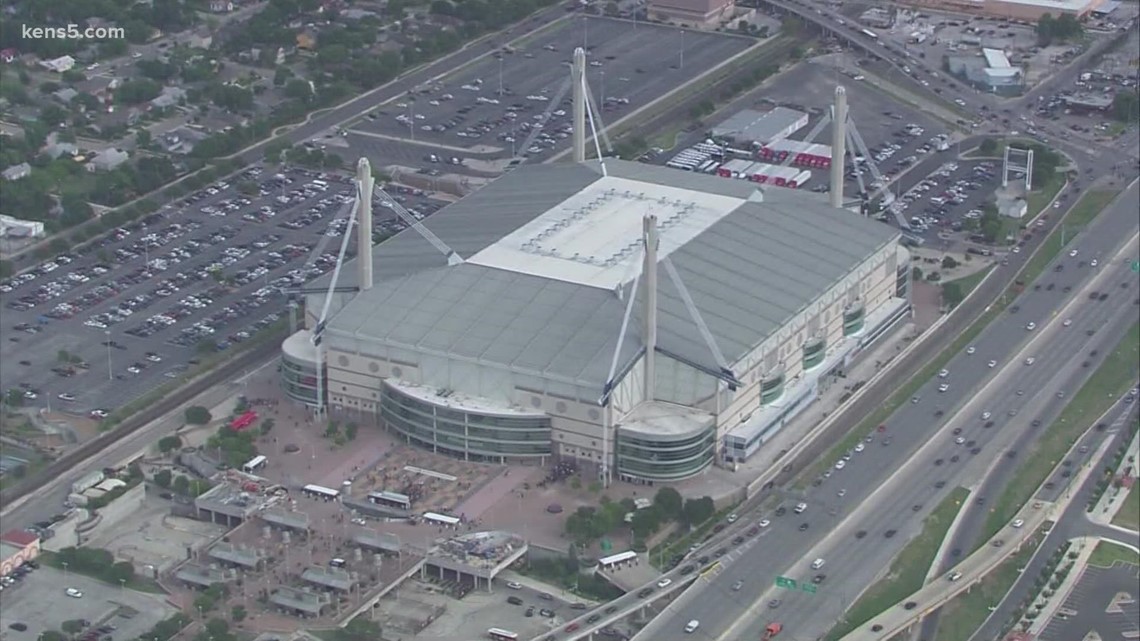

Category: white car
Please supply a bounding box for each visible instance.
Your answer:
[1025,357,1036,365]
[1063,319,1072,327]
[855,443,865,453]
[727,513,738,523]
[811,558,826,570]
[758,519,771,528]
[1090,259,1098,267]
[938,369,949,378]
[506,581,522,590]
[65,588,83,598]
[657,578,673,588]
[1069,249,1078,257]
[1012,246,1020,254]
[838,489,847,497]
[1011,519,1025,528]
[1026,322,1036,331]
[988,360,997,368]
[939,383,950,392]
[955,437,966,444]
[835,460,846,470]
[967,346,976,355]
[685,620,700,634]
[57,393,76,402]
[981,411,992,420]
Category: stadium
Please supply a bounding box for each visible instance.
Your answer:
[282,61,912,484]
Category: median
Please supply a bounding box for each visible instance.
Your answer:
[823,487,970,641]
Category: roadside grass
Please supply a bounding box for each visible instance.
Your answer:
[978,322,1140,548]
[945,264,993,290]
[1112,485,1140,531]
[38,550,164,594]
[932,525,1047,641]
[823,487,971,641]
[648,124,688,153]
[1065,189,1121,229]
[1088,540,1140,568]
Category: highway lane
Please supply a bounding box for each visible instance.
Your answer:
[970,401,1140,641]
[625,184,1140,641]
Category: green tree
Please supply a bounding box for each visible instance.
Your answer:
[941,256,958,270]
[158,435,183,453]
[681,496,715,525]
[185,406,212,425]
[231,605,247,622]
[5,388,25,407]
[630,506,661,540]
[154,469,173,488]
[172,474,191,495]
[345,422,358,441]
[654,487,684,521]
[62,620,86,634]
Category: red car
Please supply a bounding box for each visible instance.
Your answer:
[564,623,580,632]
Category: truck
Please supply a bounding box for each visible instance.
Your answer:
[763,622,783,640]
[71,470,105,495]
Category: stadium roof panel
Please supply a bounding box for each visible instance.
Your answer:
[322,160,898,385]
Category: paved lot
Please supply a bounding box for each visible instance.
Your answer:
[348,16,752,170]
[84,495,227,574]
[1039,563,1140,641]
[0,166,448,417]
[0,566,177,641]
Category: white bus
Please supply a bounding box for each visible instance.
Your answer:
[368,490,412,510]
[302,484,341,501]
[487,629,518,641]
[241,455,268,474]
[423,512,460,526]
[597,550,638,570]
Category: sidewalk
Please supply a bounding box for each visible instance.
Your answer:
[1089,430,1139,526]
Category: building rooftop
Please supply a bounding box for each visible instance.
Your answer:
[711,107,807,144]
[1,530,39,547]
[321,160,898,386]
[990,0,1098,10]
[620,401,715,438]
[982,48,1012,69]
[433,531,527,569]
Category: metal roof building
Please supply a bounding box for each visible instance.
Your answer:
[711,108,809,146]
[286,159,911,481]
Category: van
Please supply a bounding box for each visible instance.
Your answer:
[948,572,962,582]
[794,502,808,514]
[685,620,700,633]
[811,558,825,570]
[329,558,346,568]
[507,595,524,606]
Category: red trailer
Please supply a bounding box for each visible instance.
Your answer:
[230,411,259,431]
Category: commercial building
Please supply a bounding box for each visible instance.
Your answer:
[715,161,810,188]
[0,530,40,577]
[0,214,45,239]
[283,159,911,483]
[647,0,736,27]
[757,139,833,169]
[947,50,1024,95]
[897,0,1105,21]
[711,108,809,148]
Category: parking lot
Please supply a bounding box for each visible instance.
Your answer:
[881,158,1007,242]
[0,167,449,416]
[0,566,178,641]
[349,16,752,168]
[1039,563,1140,641]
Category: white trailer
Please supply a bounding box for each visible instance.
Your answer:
[71,470,105,494]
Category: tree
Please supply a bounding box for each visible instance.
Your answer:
[231,605,247,622]
[172,475,191,495]
[630,506,661,540]
[681,496,715,526]
[5,388,24,407]
[185,406,212,425]
[136,129,152,148]
[154,469,173,488]
[345,422,358,440]
[62,620,86,634]
[158,434,183,453]
[941,256,958,270]
[654,487,683,521]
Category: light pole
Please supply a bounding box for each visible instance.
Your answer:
[599,70,605,106]
[584,15,589,51]
[498,57,504,98]
[105,330,113,381]
[679,30,685,70]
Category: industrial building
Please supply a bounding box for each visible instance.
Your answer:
[0,530,39,577]
[897,0,1105,21]
[0,214,45,239]
[647,0,736,27]
[715,160,811,188]
[281,69,911,484]
[710,108,808,148]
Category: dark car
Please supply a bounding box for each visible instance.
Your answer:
[525,606,535,617]
[8,624,28,632]
[680,565,696,575]
[733,536,745,545]
[813,574,826,584]
[538,592,554,601]
[637,588,654,598]
[799,523,810,532]
[569,602,588,610]
[904,601,918,610]
[775,506,787,516]
[507,596,523,606]
[715,548,728,557]
[605,606,618,614]
[587,614,601,624]
[885,529,897,538]
[540,608,555,618]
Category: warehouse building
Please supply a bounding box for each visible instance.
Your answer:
[283,160,912,483]
[710,108,809,148]
[647,0,736,27]
[897,0,1105,21]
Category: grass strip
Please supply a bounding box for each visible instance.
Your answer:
[1111,484,1140,531]
[1065,189,1121,228]
[978,322,1140,547]
[39,550,165,594]
[1088,540,1140,568]
[932,525,1047,641]
[1025,174,1066,223]
[799,181,1120,488]
[823,487,971,641]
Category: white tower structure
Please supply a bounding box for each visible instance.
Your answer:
[356,158,375,292]
[1002,146,1033,190]
[572,47,587,163]
[642,215,659,400]
[829,86,848,209]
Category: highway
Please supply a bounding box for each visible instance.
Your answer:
[534,180,1140,641]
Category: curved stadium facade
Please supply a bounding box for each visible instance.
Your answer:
[283,159,911,483]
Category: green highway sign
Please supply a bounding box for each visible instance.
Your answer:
[775,576,797,589]
[802,583,818,594]
[1132,260,1139,273]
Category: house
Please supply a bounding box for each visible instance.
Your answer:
[209,0,234,12]
[150,86,186,110]
[86,149,129,172]
[184,31,213,50]
[39,55,76,73]
[44,141,79,159]
[0,48,17,63]
[53,87,79,103]
[2,163,31,181]
[296,31,317,50]
[75,75,120,99]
